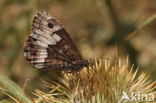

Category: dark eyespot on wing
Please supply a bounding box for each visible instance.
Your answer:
[48,23,54,28]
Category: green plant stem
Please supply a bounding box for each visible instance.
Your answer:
[0,75,32,103]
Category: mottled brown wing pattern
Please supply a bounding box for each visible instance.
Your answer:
[24,11,89,71]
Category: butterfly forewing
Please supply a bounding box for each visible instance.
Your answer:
[24,11,89,71]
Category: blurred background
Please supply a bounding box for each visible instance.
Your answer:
[0,0,156,97]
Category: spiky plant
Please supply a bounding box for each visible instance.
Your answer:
[33,59,156,103]
[0,59,155,103]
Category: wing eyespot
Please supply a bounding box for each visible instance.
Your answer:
[48,23,54,28]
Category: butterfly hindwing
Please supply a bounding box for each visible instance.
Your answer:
[24,11,89,71]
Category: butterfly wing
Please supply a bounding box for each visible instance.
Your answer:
[24,11,88,71]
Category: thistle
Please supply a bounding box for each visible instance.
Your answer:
[0,59,156,103]
[33,59,156,103]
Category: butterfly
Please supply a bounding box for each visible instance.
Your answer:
[24,11,90,72]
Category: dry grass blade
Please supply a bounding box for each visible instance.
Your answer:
[125,14,156,40]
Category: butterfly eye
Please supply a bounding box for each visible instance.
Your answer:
[48,23,54,28]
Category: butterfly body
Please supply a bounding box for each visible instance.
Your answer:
[24,11,89,72]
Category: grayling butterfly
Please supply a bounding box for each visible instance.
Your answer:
[24,11,90,72]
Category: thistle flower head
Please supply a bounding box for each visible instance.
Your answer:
[34,59,156,103]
